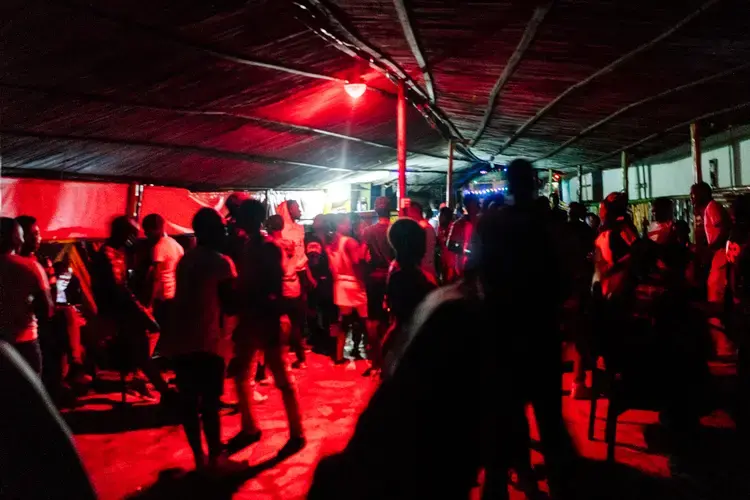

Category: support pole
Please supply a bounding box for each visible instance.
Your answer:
[126,183,143,220]
[397,79,407,214]
[621,151,629,200]
[446,140,454,208]
[548,168,553,198]
[690,122,702,183]
[577,165,583,202]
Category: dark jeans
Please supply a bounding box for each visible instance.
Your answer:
[14,339,42,375]
[281,296,306,363]
[174,352,225,461]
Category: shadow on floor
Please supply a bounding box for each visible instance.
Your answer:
[125,455,286,500]
[63,401,181,434]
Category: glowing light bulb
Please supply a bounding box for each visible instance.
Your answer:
[344,83,367,99]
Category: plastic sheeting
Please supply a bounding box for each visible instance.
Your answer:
[0,178,129,240]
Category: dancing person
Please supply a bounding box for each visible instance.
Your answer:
[328,214,369,365]
[267,214,307,368]
[228,200,305,456]
[0,217,53,374]
[162,208,240,470]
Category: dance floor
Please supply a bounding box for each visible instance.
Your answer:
[65,353,746,499]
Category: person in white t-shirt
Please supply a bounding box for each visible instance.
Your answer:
[691,181,734,357]
[161,208,240,470]
[267,214,307,369]
[0,217,53,374]
[142,213,184,337]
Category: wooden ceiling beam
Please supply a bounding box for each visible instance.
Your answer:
[584,99,750,169]
[392,0,436,103]
[1,83,461,161]
[494,0,723,155]
[1,129,446,174]
[470,1,554,146]
[534,62,750,163]
[59,0,345,83]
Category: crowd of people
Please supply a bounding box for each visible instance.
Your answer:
[1,157,749,498]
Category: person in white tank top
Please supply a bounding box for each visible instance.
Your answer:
[326,214,367,364]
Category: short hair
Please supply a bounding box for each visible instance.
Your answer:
[266,214,285,233]
[691,181,712,199]
[15,215,37,232]
[374,196,390,218]
[110,216,138,241]
[388,218,426,266]
[507,158,535,200]
[651,197,673,222]
[463,194,479,209]
[141,213,165,233]
[236,199,267,232]
[192,208,225,243]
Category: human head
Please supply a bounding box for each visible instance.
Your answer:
[406,201,424,221]
[225,192,249,220]
[287,200,302,221]
[235,199,267,235]
[0,217,23,254]
[15,215,41,255]
[536,195,551,214]
[312,214,327,238]
[690,182,712,209]
[651,197,673,223]
[350,212,364,240]
[463,194,480,218]
[550,191,560,208]
[674,220,690,246]
[438,206,453,228]
[374,196,390,219]
[266,214,285,236]
[599,192,628,229]
[335,213,351,236]
[568,202,586,222]
[507,158,536,203]
[141,213,166,242]
[109,216,139,248]
[388,218,426,267]
[192,208,226,250]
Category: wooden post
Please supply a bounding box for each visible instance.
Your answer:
[126,183,143,220]
[690,122,702,183]
[577,165,583,202]
[446,140,454,208]
[397,79,407,214]
[621,151,629,200]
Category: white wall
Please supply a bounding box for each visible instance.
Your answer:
[564,135,750,203]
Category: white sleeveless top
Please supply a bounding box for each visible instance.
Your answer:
[328,236,367,308]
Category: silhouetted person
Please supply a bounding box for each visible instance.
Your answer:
[228,199,305,457]
[305,214,335,355]
[406,202,438,283]
[0,217,53,374]
[445,194,479,282]
[162,208,239,470]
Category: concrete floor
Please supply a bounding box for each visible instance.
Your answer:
[65,353,746,499]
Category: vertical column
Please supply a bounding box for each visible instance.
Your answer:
[397,79,407,214]
[446,140,454,208]
[548,168,553,198]
[690,122,702,184]
[126,183,143,220]
[621,151,629,200]
[577,165,583,202]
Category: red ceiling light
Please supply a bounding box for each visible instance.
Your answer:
[344,80,366,99]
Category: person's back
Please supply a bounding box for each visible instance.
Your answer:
[0,254,49,345]
[151,235,184,302]
[362,221,392,277]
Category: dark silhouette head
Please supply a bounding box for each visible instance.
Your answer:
[287,200,302,221]
[438,207,453,228]
[586,213,601,232]
[690,182,712,209]
[0,217,23,254]
[651,197,673,223]
[109,216,139,248]
[266,214,285,236]
[15,215,41,256]
[463,194,480,218]
[312,214,327,239]
[568,202,586,222]
[374,196,390,219]
[406,201,424,221]
[225,193,249,220]
[388,218,426,267]
[599,192,628,229]
[507,158,536,203]
[141,213,166,242]
[236,199,267,235]
[192,208,226,250]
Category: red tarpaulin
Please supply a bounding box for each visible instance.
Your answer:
[0,178,129,240]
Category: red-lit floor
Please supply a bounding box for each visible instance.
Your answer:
[65,353,745,499]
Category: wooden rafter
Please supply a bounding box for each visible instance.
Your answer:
[1,129,447,174]
[534,61,750,162]
[1,83,460,161]
[392,0,436,103]
[494,0,723,155]
[59,0,345,83]
[470,1,554,146]
[583,100,750,169]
